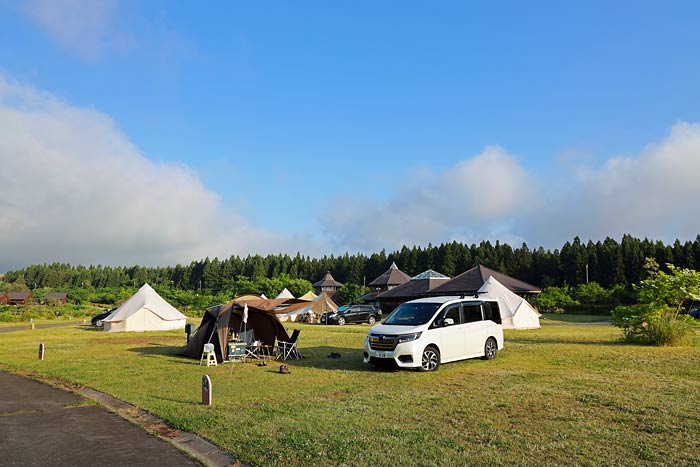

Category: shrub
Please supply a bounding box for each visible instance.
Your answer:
[612,304,694,346]
[537,285,577,313]
[573,282,611,304]
[612,263,700,346]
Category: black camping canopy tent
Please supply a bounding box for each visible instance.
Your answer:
[181,299,290,363]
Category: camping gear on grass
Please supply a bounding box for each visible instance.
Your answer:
[181,299,290,363]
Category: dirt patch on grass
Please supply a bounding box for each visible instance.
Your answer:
[92,336,181,345]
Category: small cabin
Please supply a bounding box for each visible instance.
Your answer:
[7,292,33,305]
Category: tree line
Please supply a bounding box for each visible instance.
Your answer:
[3,234,700,295]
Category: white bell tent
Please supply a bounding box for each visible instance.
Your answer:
[478,276,541,329]
[103,283,187,332]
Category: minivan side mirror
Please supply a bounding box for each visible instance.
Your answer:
[443,318,454,326]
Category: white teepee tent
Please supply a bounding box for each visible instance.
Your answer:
[477,276,541,329]
[274,288,295,299]
[103,283,187,332]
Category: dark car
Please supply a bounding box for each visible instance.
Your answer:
[91,308,116,327]
[320,305,381,325]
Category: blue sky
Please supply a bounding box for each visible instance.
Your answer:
[1,1,700,271]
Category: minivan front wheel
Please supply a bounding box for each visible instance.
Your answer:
[483,337,497,360]
[420,346,440,372]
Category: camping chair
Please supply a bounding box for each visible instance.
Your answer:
[200,343,217,367]
[276,329,302,360]
[238,329,260,360]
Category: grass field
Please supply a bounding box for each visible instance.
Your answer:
[1,322,699,467]
[540,313,611,323]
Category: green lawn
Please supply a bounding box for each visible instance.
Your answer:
[540,313,611,323]
[1,322,699,467]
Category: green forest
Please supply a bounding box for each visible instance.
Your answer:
[3,234,700,295]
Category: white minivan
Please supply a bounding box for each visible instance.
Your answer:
[363,296,504,371]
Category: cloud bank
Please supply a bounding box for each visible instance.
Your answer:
[526,121,700,245]
[2,75,699,272]
[323,146,538,251]
[322,123,700,252]
[0,76,307,271]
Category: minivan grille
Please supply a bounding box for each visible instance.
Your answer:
[369,334,399,351]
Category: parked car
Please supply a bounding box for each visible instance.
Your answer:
[363,296,504,372]
[320,305,381,325]
[91,308,116,327]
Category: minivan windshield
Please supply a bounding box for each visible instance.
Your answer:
[384,302,441,326]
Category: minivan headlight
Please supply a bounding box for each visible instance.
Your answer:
[398,332,422,343]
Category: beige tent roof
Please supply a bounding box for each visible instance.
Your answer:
[233,297,290,311]
[298,290,318,301]
[275,292,338,321]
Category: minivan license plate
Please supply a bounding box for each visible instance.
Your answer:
[376,351,388,358]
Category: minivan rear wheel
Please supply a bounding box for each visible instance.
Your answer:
[420,346,440,372]
[367,315,376,325]
[483,337,497,360]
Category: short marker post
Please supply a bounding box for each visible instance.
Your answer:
[39,343,45,361]
[202,375,212,406]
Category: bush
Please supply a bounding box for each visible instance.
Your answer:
[612,304,694,346]
[537,286,577,313]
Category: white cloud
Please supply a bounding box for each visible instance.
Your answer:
[0,76,312,271]
[321,122,700,253]
[322,146,538,251]
[15,0,129,60]
[525,121,700,246]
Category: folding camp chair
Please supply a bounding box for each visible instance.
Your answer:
[238,329,260,360]
[276,329,302,360]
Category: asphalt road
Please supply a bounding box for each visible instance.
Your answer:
[0,372,204,467]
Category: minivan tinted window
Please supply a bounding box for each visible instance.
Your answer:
[463,304,483,323]
[384,302,441,326]
[483,302,502,324]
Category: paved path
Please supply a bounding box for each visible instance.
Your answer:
[0,372,210,467]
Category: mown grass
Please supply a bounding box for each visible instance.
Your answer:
[1,322,699,467]
[540,313,610,323]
